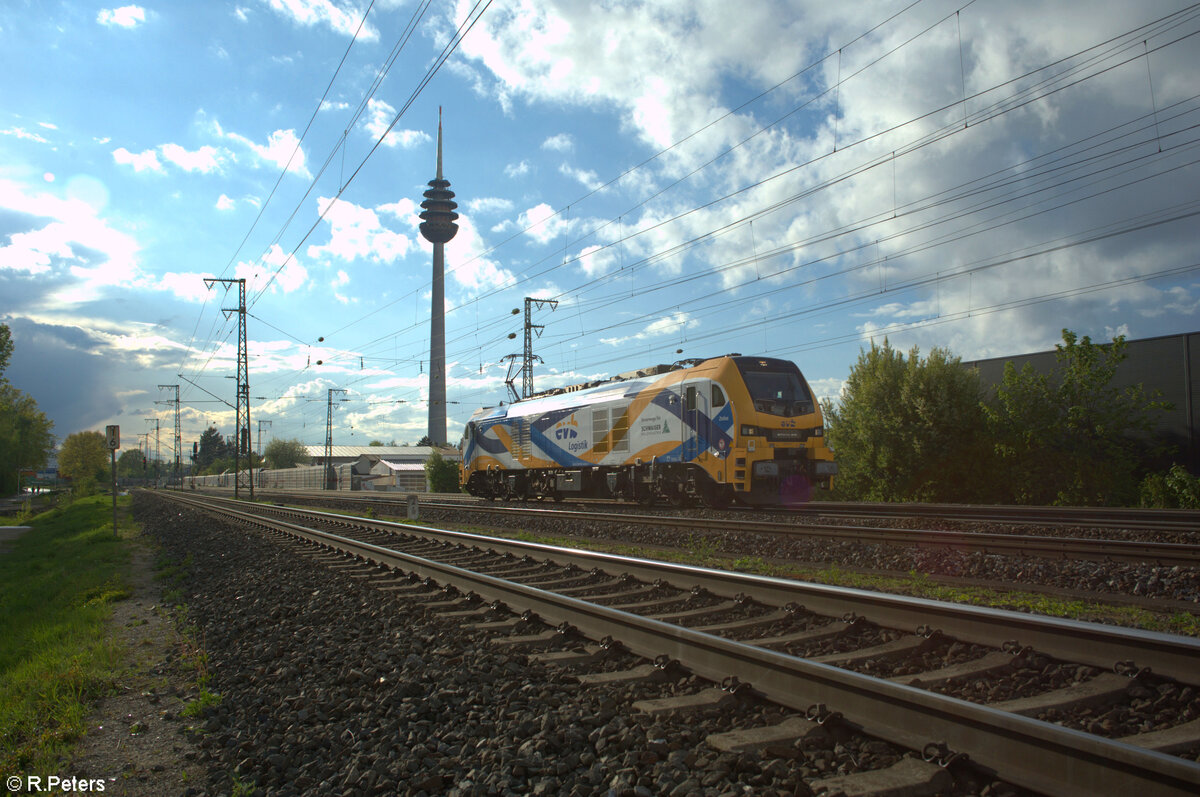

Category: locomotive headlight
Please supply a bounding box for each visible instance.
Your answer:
[813,427,823,437]
[740,425,762,437]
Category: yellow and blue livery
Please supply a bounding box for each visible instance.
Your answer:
[460,354,836,506]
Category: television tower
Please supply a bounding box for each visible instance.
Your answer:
[418,108,459,446]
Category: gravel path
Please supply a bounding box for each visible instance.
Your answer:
[136,494,1033,796]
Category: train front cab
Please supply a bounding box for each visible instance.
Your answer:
[723,356,837,505]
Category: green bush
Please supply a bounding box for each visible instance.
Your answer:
[1139,465,1200,509]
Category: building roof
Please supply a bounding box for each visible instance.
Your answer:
[304,445,458,459]
[372,461,426,472]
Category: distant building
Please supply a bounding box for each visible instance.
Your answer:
[305,445,461,492]
[963,330,1200,472]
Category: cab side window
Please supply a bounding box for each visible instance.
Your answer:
[711,384,726,408]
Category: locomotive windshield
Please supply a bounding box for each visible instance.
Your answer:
[735,357,816,417]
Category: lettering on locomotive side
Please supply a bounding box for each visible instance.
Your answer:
[639,415,667,435]
[568,439,590,453]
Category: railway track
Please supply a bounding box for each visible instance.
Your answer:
[161,491,1200,796]
[382,490,1200,532]
[196,486,1200,533]
[197,487,1200,567]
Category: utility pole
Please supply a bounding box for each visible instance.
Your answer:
[502,297,558,401]
[324,388,347,490]
[257,419,272,462]
[204,277,252,499]
[157,384,181,488]
[144,418,160,488]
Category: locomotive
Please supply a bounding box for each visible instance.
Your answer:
[460,354,836,506]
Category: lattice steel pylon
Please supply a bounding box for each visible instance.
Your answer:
[324,388,347,490]
[204,277,252,499]
[503,297,558,401]
[157,384,181,488]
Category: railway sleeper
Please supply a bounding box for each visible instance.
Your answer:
[889,650,1016,689]
[990,671,1132,716]
[531,644,608,666]
[632,687,740,716]
[810,755,954,797]
[1120,716,1200,754]
[575,662,675,686]
[488,629,567,651]
[810,634,936,668]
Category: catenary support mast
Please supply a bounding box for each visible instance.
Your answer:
[204,277,252,499]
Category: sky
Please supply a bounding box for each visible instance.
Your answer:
[2,0,1199,459]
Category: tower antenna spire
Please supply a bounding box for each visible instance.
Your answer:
[436,106,444,181]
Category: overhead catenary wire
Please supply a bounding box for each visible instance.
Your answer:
[184,1,1200,440]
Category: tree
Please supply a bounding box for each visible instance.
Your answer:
[417,435,433,448]
[0,384,55,496]
[263,438,310,469]
[822,339,990,502]
[424,449,461,492]
[58,431,109,493]
[193,426,229,471]
[117,448,147,479]
[984,329,1169,506]
[0,323,12,378]
[0,324,56,496]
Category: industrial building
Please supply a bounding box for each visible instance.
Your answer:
[962,330,1200,472]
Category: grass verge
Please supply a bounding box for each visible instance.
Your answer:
[0,494,134,774]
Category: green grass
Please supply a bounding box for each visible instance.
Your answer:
[0,494,134,774]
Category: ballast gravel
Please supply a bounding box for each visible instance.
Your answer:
[141,494,1014,797]
[410,505,1200,605]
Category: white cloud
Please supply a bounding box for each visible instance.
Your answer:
[97,5,145,28]
[504,160,530,178]
[600,312,697,347]
[577,244,617,278]
[331,269,354,304]
[210,118,311,178]
[542,133,573,152]
[559,162,602,190]
[215,194,236,211]
[0,179,140,300]
[234,6,251,22]
[156,272,213,302]
[2,127,49,144]
[265,0,378,40]
[235,243,309,296]
[37,122,57,130]
[466,197,514,215]
[112,146,162,173]
[518,202,570,245]
[160,143,227,173]
[306,196,412,263]
[241,128,309,177]
[362,99,429,148]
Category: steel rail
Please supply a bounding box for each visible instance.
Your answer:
[780,500,1200,531]
[178,494,1200,684]
[415,500,1200,566]
[198,486,1200,532]
[162,491,1200,797]
[203,488,1200,565]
